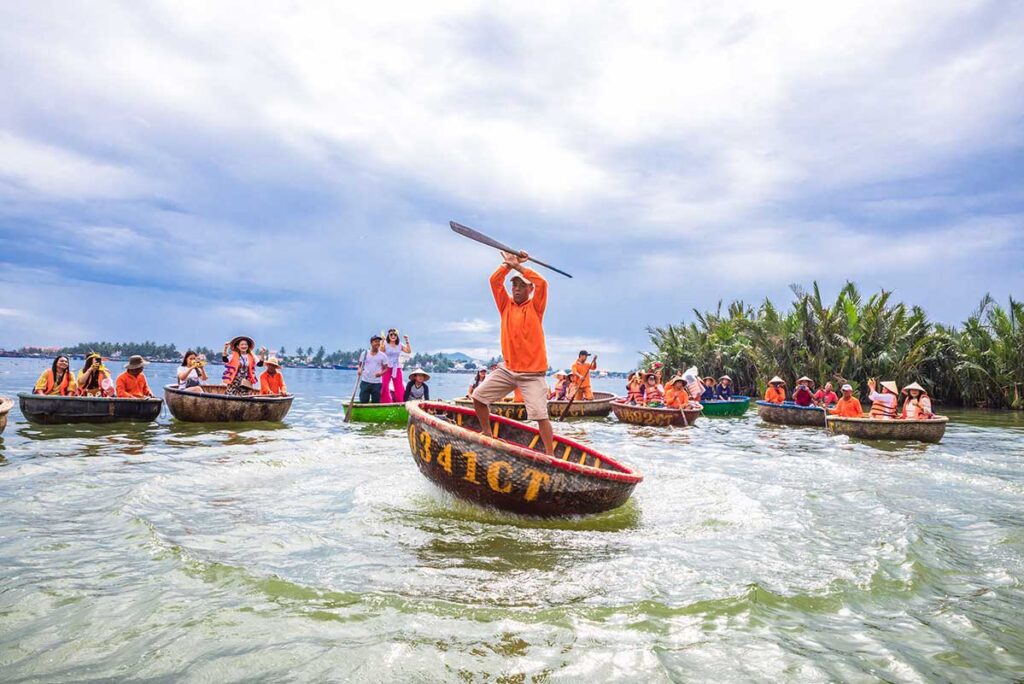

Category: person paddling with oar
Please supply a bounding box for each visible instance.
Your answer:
[471,251,556,455]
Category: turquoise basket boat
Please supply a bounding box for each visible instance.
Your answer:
[700,396,751,417]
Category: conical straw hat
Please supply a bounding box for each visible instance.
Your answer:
[901,382,925,394]
[768,375,785,385]
[881,381,899,394]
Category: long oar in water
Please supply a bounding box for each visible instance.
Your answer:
[559,357,593,421]
[449,221,573,279]
[343,355,364,423]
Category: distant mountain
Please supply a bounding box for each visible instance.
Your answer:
[439,352,474,362]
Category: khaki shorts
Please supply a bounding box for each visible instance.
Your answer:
[472,364,549,421]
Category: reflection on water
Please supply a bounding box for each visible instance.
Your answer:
[0,359,1022,681]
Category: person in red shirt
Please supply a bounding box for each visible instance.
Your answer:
[259,357,288,395]
[814,381,839,407]
[115,355,154,398]
[472,251,554,454]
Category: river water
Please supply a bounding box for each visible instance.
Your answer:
[0,358,1022,682]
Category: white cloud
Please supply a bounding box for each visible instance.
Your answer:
[440,318,495,334]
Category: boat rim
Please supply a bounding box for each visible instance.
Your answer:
[611,399,701,415]
[18,392,162,404]
[826,415,948,424]
[701,396,751,404]
[755,400,826,411]
[409,401,642,484]
[453,391,619,406]
[162,385,293,403]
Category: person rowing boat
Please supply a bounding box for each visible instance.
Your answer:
[471,251,555,455]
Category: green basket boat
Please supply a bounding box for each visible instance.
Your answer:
[699,396,751,417]
[344,401,409,424]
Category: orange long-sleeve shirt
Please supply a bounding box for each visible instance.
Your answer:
[259,370,287,395]
[490,265,548,373]
[764,386,786,403]
[116,372,152,398]
[664,385,690,408]
[830,395,863,418]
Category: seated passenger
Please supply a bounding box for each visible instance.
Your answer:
[701,376,716,401]
[33,355,77,396]
[683,370,705,403]
[77,352,114,397]
[793,376,814,407]
[715,375,734,399]
[899,382,933,419]
[259,357,288,396]
[405,368,431,401]
[625,372,645,405]
[664,376,690,409]
[549,370,570,400]
[814,381,838,407]
[177,350,208,393]
[763,376,786,403]
[116,355,154,398]
[643,372,664,407]
[830,384,864,417]
[867,379,899,419]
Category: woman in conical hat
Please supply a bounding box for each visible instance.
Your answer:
[764,376,786,404]
[899,381,933,419]
[867,379,899,419]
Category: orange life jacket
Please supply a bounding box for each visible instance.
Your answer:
[223,351,258,386]
[869,393,897,419]
[40,369,75,396]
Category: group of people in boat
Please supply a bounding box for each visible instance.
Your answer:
[213,336,289,396]
[33,353,155,398]
[762,375,934,419]
[357,330,431,403]
[623,364,734,409]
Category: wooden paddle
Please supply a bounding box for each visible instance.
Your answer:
[559,357,594,421]
[450,221,573,278]
[343,354,364,423]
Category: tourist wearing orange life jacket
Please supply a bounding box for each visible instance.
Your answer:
[77,352,115,397]
[33,355,78,396]
[258,357,288,396]
[899,382,934,419]
[763,376,786,403]
[221,335,265,396]
[867,379,899,419]
[642,372,665,406]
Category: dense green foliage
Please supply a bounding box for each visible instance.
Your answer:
[643,283,1023,409]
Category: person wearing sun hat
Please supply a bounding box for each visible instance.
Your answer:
[115,355,154,398]
[549,370,571,400]
[221,335,266,396]
[830,383,864,417]
[625,370,645,405]
[714,375,734,400]
[258,356,288,396]
[404,367,431,401]
[642,371,665,406]
[792,376,815,407]
[700,376,716,401]
[764,376,786,404]
[664,374,690,409]
[77,351,115,397]
[867,379,899,419]
[899,382,933,419]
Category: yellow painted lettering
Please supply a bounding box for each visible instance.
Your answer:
[463,451,480,484]
[522,468,550,502]
[486,461,513,493]
[407,424,417,451]
[436,444,452,474]
[418,431,432,463]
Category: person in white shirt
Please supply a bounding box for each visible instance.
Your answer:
[358,335,390,404]
[867,379,899,419]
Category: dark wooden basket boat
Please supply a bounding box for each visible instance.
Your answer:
[18,393,163,425]
[700,396,751,417]
[756,401,826,427]
[0,396,13,434]
[827,415,948,443]
[453,391,618,420]
[407,401,642,517]
[610,400,702,427]
[164,385,293,423]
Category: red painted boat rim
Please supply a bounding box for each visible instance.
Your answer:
[410,401,642,484]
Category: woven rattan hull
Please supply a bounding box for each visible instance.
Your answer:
[756,401,826,427]
[827,415,948,443]
[164,385,292,423]
[610,401,702,427]
[18,393,162,425]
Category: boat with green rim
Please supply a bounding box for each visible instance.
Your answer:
[344,402,409,424]
[700,396,751,417]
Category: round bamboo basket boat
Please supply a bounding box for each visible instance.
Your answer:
[344,402,408,424]
[18,393,162,425]
[453,391,617,420]
[699,396,751,417]
[610,400,702,427]
[756,401,826,427]
[407,401,642,517]
[827,415,948,443]
[0,396,13,434]
[164,385,293,423]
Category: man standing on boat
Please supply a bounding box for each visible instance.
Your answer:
[358,334,390,404]
[472,251,554,455]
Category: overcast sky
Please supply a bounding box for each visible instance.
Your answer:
[1,1,1021,369]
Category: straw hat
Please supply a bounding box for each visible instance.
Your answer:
[669,374,686,386]
[719,375,732,382]
[644,371,658,381]
[702,376,715,384]
[409,367,431,382]
[265,356,282,368]
[880,380,899,394]
[125,355,147,370]
[553,370,567,378]
[768,375,785,385]
[797,376,813,385]
[901,382,926,394]
[229,335,255,351]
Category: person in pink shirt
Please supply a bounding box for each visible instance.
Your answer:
[814,381,839,407]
